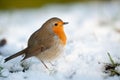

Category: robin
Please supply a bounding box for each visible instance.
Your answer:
[4,17,68,68]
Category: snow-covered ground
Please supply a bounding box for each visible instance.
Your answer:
[0,2,120,80]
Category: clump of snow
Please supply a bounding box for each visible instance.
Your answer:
[0,2,120,80]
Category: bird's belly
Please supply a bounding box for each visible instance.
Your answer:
[36,43,64,62]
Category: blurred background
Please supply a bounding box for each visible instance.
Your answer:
[0,0,88,10]
[0,0,113,10]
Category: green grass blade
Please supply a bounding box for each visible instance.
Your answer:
[107,52,115,66]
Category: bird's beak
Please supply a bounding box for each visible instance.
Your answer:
[63,22,68,25]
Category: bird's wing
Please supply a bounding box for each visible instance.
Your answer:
[22,44,46,61]
[23,28,55,61]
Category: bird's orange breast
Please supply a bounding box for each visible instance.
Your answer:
[53,26,67,45]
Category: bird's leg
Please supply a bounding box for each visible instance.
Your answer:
[41,60,57,75]
[49,61,56,67]
[41,60,49,70]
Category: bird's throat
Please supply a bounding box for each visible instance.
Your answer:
[53,27,67,45]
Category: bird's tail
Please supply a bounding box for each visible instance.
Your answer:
[4,48,27,62]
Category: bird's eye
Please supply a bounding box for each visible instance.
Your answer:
[54,23,58,26]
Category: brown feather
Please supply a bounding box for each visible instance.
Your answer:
[4,48,27,62]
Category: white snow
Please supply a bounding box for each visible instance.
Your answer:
[0,2,120,80]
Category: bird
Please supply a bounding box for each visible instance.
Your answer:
[4,17,68,68]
